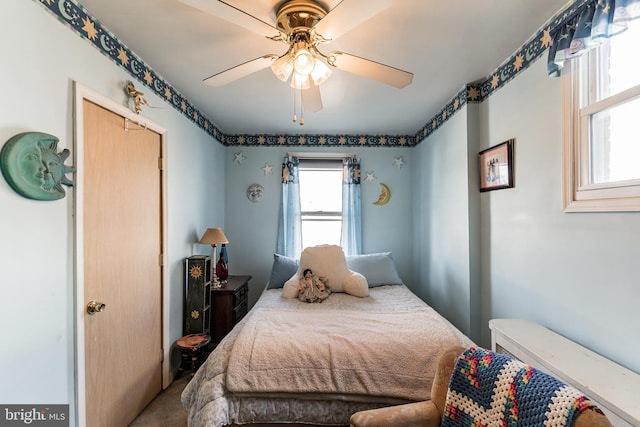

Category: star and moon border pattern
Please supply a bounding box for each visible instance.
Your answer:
[34,0,584,147]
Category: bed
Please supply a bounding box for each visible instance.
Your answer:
[182,247,473,427]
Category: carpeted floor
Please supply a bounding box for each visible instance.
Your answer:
[129,376,189,426]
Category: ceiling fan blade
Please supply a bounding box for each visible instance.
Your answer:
[177,0,280,38]
[203,55,277,86]
[313,0,395,41]
[302,83,323,113]
[330,52,413,88]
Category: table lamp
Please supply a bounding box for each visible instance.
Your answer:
[198,227,228,288]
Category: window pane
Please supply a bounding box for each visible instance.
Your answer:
[595,23,640,101]
[590,97,640,183]
[299,170,342,212]
[563,23,640,211]
[299,166,342,247]
[302,219,341,247]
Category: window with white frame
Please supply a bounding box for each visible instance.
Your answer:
[298,158,343,247]
[562,22,640,211]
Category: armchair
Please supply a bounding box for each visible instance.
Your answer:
[350,346,611,427]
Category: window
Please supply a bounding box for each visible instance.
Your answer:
[298,159,342,247]
[562,23,640,211]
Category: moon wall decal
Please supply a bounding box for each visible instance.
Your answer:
[373,183,391,205]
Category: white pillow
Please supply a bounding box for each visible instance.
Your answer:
[342,271,369,297]
[282,245,369,298]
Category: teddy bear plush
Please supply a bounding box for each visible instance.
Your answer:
[282,245,368,299]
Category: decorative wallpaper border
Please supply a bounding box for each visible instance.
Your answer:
[221,134,413,147]
[36,0,226,141]
[413,0,590,144]
[35,0,579,148]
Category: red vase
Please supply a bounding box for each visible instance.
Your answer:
[216,252,228,282]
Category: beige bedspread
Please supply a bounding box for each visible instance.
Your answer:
[226,307,461,401]
[182,285,473,427]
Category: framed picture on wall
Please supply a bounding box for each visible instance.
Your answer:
[479,139,514,192]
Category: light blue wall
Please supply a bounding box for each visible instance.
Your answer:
[478,58,640,373]
[411,107,480,341]
[0,0,225,420]
[223,146,413,307]
[414,57,640,374]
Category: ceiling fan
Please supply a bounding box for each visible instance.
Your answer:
[177,0,413,125]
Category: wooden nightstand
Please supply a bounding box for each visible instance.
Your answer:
[210,275,251,343]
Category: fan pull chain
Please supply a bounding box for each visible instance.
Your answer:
[291,87,304,125]
[292,87,297,123]
[300,88,304,126]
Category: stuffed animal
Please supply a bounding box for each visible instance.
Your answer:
[282,245,369,298]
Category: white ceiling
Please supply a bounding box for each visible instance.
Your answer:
[78,0,570,136]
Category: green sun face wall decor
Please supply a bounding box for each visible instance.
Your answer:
[0,132,75,201]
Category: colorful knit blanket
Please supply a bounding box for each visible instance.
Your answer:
[442,347,595,427]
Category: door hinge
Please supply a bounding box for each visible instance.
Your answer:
[159,253,164,267]
[160,348,164,362]
[158,157,164,170]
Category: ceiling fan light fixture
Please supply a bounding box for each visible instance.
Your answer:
[271,54,294,82]
[185,0,415,127]
[310,57,331,85]
[293,47,315,76]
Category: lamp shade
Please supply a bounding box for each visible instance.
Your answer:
[271,54,294,82]
[199,228,229,245]
[310,58,331,85]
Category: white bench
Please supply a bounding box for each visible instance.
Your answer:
[489,318,640,427]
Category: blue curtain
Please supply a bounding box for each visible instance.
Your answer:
[276,156,302,258]
[548,0,640,76]
[340,158,362,256]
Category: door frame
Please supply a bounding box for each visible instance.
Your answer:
[73,82,170,427]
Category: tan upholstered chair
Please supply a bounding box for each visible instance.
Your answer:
[350,346,612,427]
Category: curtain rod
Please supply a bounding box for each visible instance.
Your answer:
[286,152,355,159]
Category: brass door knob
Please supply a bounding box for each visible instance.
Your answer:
[87,300,106,315]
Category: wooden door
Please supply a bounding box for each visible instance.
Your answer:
[83,100,163,427]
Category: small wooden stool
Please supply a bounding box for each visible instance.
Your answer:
[176,333,211,378]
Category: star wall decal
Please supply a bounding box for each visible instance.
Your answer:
[491,74,500,89]
[393,157,405,168]
[513,54,524,71]
[262,163,273,175]
[117,48,129,66]
[81,17,97,40]
[468,86,479,100]
[234,152,246,164]
[365,171,377,182]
